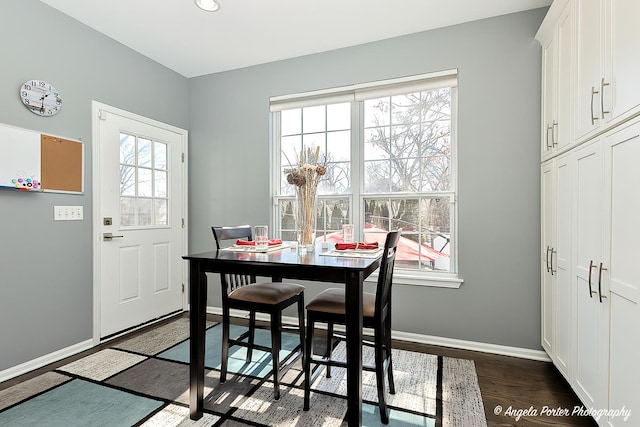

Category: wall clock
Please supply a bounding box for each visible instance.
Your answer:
[19,80,62,116]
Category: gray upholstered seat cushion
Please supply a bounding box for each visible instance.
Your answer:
[305,288,376,318]
[228,282,304,304]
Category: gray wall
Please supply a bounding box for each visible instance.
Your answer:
[189,8,546,350]
[0,0,189,371]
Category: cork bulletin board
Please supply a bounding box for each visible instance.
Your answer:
[41,134,83,193]
[0,122,83,194]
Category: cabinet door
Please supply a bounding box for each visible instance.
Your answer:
[541,162,555,354]
[572,141,608,414]
[541,35,556,157]
[553,154,572,379]
[555,3,573,152]
[603,122,640,426]
[575,0,603,140]
[605,0,640,124]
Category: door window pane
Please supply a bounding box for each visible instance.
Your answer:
[154,170,167,198]
[138,138,152,167]
[138,198,152,226]
[154,141,167,170]
[120,166,136,196]
[120,134,136,165]
[138,168,152,197]
[120,197,136,226]
[154,199,168,226]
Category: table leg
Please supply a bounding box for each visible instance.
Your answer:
[189,261,207,420]
[345,271,363,426]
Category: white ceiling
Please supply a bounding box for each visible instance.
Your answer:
[40,0,551,78]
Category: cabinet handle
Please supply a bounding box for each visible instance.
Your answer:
[550,248,557,275]
[546,246,551,272]
[587,260,598,298]
[591,86,599,125]
[552,121,558,147]
[598,262,608,303]
[600,78,610,118]
[546,125,553,150]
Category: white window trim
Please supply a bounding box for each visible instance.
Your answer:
[270,69,463,289]
[366,270,463,289]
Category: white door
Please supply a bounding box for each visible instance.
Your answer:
[541,161,555,354]
[555,2,572,152]
[93,102,187,339]
[603,121,640,426]
[606,0,640,124]
[541,32,555,157]
[572,140,608,414]
[553,153,572,379]
[574,0,603,140]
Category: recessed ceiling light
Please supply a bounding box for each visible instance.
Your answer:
[195,0,220,12]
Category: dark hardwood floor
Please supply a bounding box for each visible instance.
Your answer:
[393,340,597,426]
[1,312,596,426]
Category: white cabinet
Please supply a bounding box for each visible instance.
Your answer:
[538,3,640,424]
[574,0,603,140]
[540,32,556,156]
[572,140,609,414]
[541,119,640,426]
[574,0,640,141]
[541,162,555,352]
[541,154,572,379]
[601,120,640,426]
[605,0,640,125]
[538,0,573,160]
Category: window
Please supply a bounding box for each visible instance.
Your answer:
[119,133,169,227]
[271,70,459,286]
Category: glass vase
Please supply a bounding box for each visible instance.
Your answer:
[295,187,317,247]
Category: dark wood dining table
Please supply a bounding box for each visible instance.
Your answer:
[183,243,382,426]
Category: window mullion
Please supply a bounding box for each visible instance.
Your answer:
[271,111,282,236]
[351,101,362,240]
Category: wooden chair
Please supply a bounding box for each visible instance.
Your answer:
[211,225,305,400]
[303,230,401,424]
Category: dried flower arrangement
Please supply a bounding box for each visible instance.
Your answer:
[285,146,326,245]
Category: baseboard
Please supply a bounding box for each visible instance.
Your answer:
[391,330,550,362]
[206,306,550,362]
[0,339,94,383]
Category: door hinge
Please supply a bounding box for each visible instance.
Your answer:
[182,218,185,228]
[181,152,185,163]
[182,283,185,293]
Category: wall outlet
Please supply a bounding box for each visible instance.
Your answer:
[54,205,84,221]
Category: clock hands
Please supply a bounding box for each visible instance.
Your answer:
[39,93,49,113]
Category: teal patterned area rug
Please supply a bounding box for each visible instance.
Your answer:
[0,317,487,426]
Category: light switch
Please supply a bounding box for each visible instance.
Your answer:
[54,206,84,221]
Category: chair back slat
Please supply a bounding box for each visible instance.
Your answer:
[375,231,401,320]
[212,225,257,296]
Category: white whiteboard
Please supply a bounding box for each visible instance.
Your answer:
[0,124,42,191]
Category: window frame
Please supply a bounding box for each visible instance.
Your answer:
[270,70,462,288]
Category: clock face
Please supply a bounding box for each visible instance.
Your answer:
[19,80,62,116]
